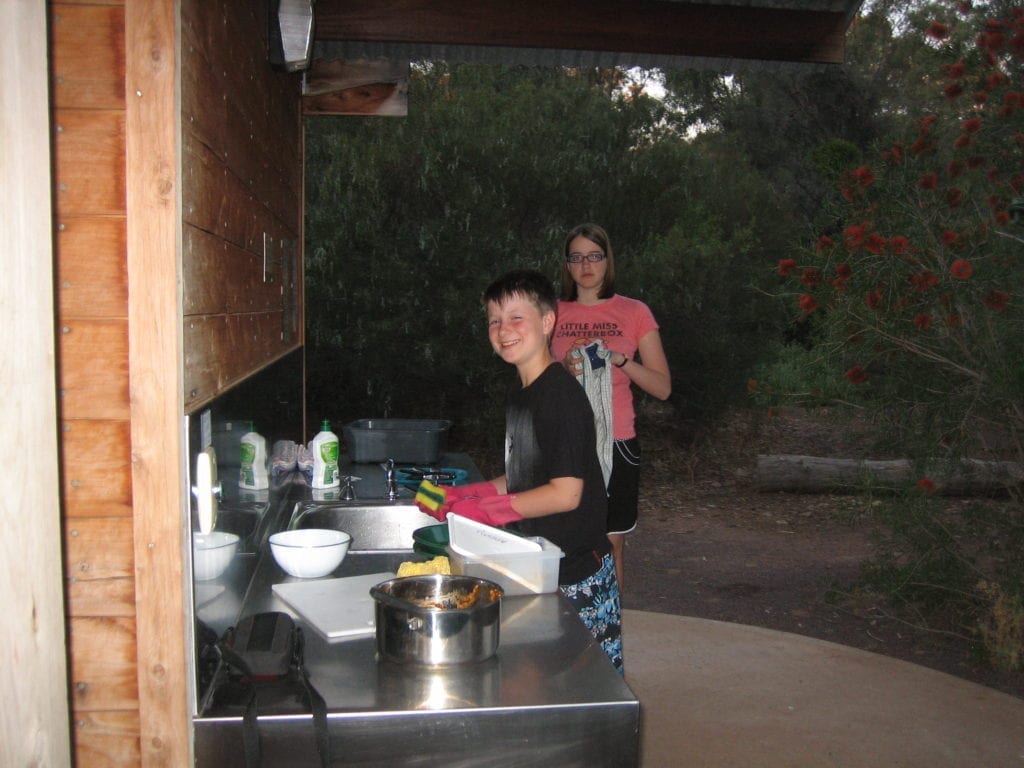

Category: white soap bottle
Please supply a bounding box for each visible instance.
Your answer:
[310,419,340,489]
[239,427,269,490]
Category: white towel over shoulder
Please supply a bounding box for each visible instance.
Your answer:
[571,340,614,489]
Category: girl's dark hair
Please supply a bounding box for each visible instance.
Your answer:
[559,222,616,301]
[483,269,558,317]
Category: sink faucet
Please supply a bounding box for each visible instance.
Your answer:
[381,459,399,500]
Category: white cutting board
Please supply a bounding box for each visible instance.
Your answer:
[272,571,394,641]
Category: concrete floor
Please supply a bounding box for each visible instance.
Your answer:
[623,609,1024,768]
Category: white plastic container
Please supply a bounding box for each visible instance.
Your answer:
[446,536,564,596]
[310,419,340,489]
[447,513,541,555]
[239,430,269,490]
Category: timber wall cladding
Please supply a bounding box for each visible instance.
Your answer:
[182,0,303,412]
[50,1,141,766]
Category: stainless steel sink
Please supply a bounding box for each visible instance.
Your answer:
[287,500,438,552]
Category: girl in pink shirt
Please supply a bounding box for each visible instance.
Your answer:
[551,223,672,588]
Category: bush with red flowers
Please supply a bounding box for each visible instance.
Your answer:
[768,1,1024,671]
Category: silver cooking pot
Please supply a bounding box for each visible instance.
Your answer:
[370,574,503,666]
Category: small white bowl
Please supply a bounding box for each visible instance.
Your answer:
[193,531,240,581]
[270,528,351,578]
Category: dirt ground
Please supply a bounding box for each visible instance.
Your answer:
[623,404,1024,701]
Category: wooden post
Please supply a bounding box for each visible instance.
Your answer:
[125,1,189,765]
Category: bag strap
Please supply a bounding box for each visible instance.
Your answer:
[220,624,331,768]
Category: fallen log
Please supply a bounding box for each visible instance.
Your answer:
[755,454,1024,496]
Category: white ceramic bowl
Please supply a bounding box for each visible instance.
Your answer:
[193,531,240,581]
[270,528,351,578]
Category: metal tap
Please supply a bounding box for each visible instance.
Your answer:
[381,458,399,500]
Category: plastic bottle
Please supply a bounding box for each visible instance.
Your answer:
[239,428,269,490]
[310,419,341,489]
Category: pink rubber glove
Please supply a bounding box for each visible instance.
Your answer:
[448,494,523,527]
[445,480,499,504]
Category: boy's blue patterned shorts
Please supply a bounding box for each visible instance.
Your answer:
[560,553,623,673]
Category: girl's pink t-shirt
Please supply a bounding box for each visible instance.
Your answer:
[551,294,659,440]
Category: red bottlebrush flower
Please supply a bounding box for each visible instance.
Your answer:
[816,235,834,252]
[1012,173,1024,193]
[954,133,971,148]
[798,293,818,313]
[983,291,1010,310]
[844,366,868,384]
[911,271,938,291]
[1004,91,1024,110]
[852,166,874,186]
[947,160,964,177]
[917,114,938,133]
[747,378,758,393]
[914,312,932,330]
[974,91,989,104]
[995,211,1010,225]
[865,233,887,254]
[979,30,1005,52]
[950,258,972,279]
[882,144,904,164]
[865,290,884,310]
[835,263,852,278]
[926,22,950,40]
[946,187,963,207]
[962,116,982,133]
[917,478,937,495]
[943,230,960,247]
[801,268,821,287]
[944,82,964,99]
[910,138,933,157]
[956,2,971,13]
[917,172,939,189]
[943,60,966,79]
[946,314,962,327]
[843,223,867,249]
[986,71,1007,89]
[776,258,797,276]
[831,277,848,292]
[890,235,910,254]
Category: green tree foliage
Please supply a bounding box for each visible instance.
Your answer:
[305,63,791,442]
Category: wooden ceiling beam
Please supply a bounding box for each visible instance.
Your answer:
[313,0,854,65]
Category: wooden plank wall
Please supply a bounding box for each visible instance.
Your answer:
[52,0,302,764]
[50,1,141,766]
[181,0,303,412]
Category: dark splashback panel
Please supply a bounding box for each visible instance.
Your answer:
[186,349,304,496]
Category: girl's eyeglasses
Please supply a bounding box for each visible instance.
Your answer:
[566,252,606,264]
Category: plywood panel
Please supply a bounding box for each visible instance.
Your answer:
[58,319,130,419]
[65,499,134,519]
[183,314,224,407]
[182,131,260,249]
[56,216,128,318]
[53,109,126,216]
[50,3,125,109]
[73,711,141,768]
[184,224,286,316]
[61,419,132,504]
[65,517,135,582]
[69,617,139,710]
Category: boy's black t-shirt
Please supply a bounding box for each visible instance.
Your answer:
[504,363,611,584]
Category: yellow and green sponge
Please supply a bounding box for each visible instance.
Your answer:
[414,479,448,513]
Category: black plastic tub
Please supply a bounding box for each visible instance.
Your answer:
[344,418,451,464]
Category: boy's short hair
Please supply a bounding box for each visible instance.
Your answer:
[483,270,558,317]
